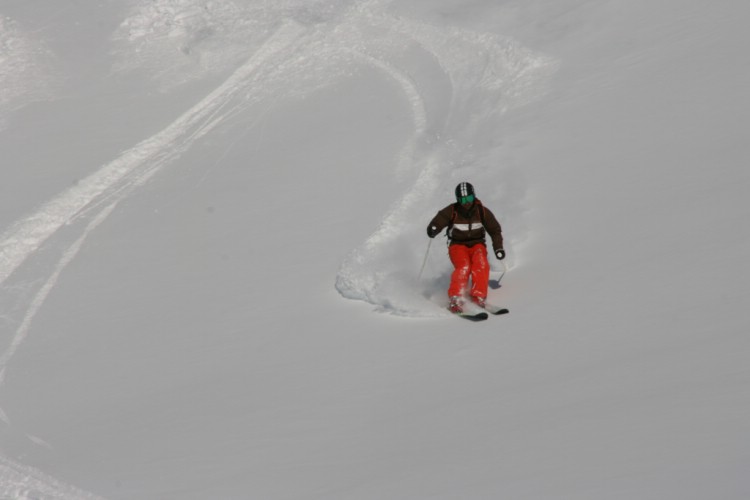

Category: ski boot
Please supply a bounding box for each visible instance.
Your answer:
[470,296,486,309]
[448,296,463,314]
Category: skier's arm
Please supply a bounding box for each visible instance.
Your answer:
[482,207,504,256]
[426,206,453,238]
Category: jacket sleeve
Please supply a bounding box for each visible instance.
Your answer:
[482,207,504,251]
[427,205,454,237]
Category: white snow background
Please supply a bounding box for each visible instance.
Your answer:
[0,0,748,498]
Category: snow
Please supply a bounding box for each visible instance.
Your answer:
[0,0,749,498]
[0,15,58,132]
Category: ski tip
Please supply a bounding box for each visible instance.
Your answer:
[455,311,489,321]
[490,308,510,315]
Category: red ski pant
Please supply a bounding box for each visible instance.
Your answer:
[448,243,489,299]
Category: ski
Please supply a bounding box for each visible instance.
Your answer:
[452,310,489,321]
[446,301,506,320]
[484,303,510,315]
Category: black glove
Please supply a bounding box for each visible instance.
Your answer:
[427,225,440,238]
[495,249,506,260]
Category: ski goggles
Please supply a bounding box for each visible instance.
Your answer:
[458,194,475,205]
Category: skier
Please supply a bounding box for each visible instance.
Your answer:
[426,182,505,314]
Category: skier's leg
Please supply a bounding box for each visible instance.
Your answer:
[469,244,490,299]
[448,245,471,298]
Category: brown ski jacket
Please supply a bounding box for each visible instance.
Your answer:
[427,200,503,251]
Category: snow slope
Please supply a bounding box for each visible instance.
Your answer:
[0,0,749,498]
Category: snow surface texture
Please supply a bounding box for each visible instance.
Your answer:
[0,0,749,498]
[0,16,58,131]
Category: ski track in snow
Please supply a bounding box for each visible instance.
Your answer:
[0,0,556,496]
[0,18,308,290]
[0,453,106,500]
[0,10,310,500]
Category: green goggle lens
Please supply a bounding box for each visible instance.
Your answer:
[459,194,475,204]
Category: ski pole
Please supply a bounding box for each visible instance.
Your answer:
[489,259,507,289]
[417,238,433,281]
[497,259,507,284]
